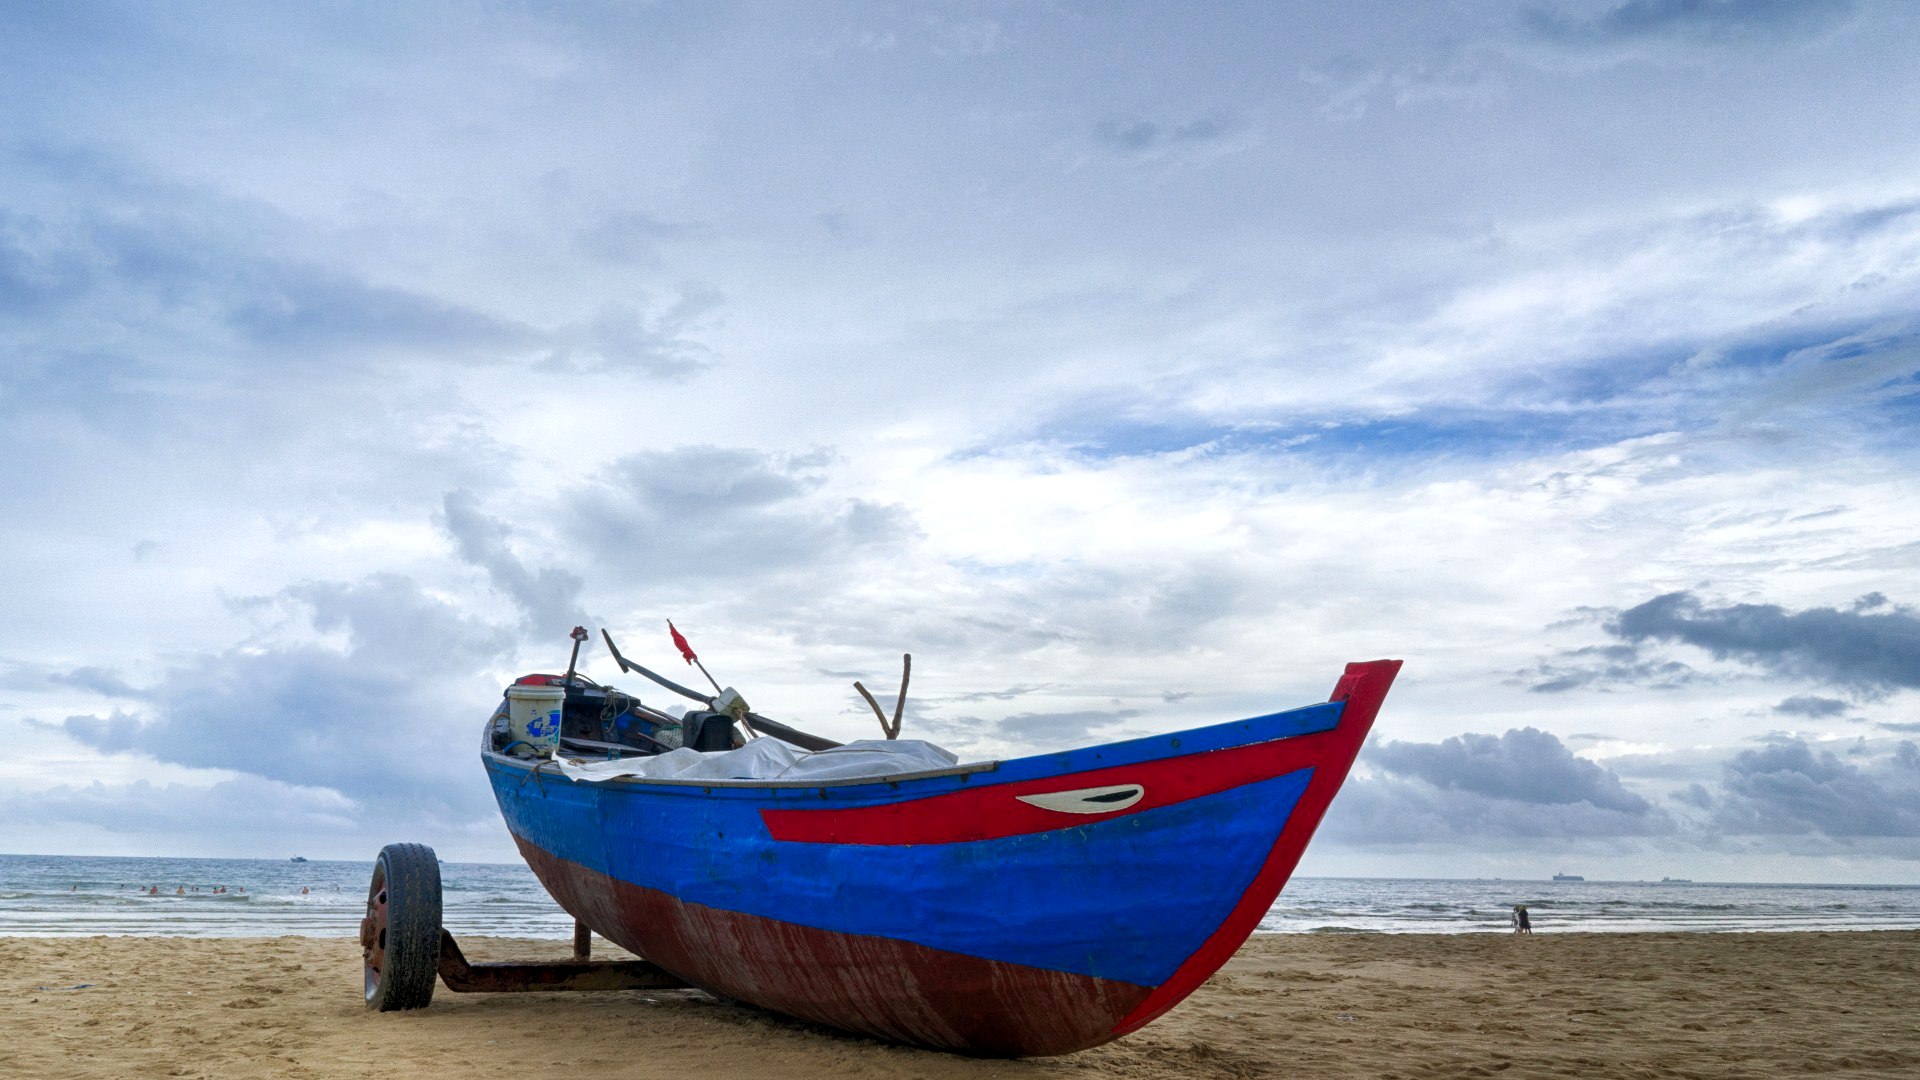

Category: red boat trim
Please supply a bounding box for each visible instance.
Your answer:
[1107,659,1400,1038]
[761,725,1339,846]
[514,839,1154,1056]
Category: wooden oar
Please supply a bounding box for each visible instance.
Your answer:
[600,629,712,705]
[598,628,842,752]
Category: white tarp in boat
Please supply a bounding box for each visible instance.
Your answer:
[775,739,961,779]
[549,736,960,784]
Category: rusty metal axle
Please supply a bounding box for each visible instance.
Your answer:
[436,929,689,993]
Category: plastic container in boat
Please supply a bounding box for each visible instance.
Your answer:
[504,684,565,757]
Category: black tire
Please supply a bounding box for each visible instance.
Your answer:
[363,842,442,1011]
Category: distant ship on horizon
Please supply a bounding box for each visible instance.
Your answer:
[289,856,308,863]
[1551,872,1584,882]
[1661,876,1692,883]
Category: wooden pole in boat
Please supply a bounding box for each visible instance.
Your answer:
[854,682,887,733]
[854,653,910,739]
[563,626,589,686]
[892,654,910,736]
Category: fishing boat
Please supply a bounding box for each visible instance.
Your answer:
[360,631,1400,1057]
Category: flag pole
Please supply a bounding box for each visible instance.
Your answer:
[668,620,725,696]
[691,656,723,696]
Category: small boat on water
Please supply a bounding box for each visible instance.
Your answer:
[362,632,1400,1057]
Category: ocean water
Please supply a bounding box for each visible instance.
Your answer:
[3,853,1918,938]
[0,854,573,938]
[1258,876,1920,935]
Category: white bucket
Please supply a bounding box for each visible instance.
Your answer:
[504,684,566,757]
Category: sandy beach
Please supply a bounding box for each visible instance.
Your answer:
[3,931,1916,1079]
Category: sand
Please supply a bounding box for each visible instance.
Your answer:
[3,930,1917,1079]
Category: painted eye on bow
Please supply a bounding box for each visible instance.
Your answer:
[1015,784,1145,814]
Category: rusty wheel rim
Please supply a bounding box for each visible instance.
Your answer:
[361,859,389,1001]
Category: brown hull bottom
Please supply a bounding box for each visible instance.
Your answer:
[514,838,1153,1056]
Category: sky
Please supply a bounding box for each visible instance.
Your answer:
[1,0,1917,882]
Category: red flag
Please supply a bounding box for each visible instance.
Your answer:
[667,620,697,664]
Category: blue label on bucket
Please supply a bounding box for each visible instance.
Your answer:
[527,710,560,740]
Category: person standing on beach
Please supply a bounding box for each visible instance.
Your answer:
[1512,904,1532,934]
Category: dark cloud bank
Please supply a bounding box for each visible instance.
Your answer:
[1612,591,1919,692]
[1530,591,1920,697]
[1687,738,1920,840]
[1325,727,1673,845]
